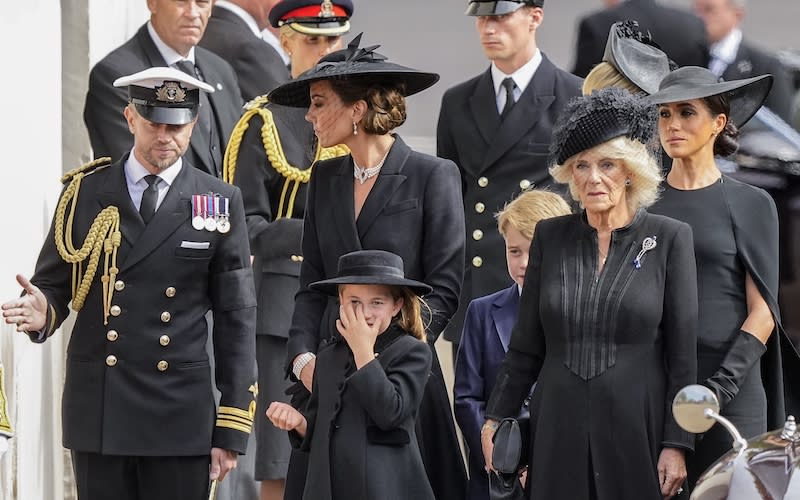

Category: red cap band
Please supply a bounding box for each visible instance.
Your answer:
[282,5,348,20]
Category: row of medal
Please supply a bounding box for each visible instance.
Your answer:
[192,194,231,233]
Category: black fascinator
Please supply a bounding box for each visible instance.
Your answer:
[550,87,658,165]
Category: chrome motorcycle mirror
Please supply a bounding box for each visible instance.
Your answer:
[672,384,748,451]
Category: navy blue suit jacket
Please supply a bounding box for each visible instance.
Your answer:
[454,284,528,500]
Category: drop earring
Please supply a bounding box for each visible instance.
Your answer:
[353,122,358,136]
[625,178,632,186]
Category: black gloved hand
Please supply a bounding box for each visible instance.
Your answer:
[704,330,767,410]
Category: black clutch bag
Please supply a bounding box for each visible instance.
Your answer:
[489,417,530,500]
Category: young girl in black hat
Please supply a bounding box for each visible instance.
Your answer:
[266,249,435,500]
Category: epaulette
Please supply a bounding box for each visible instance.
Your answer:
[243,94,270,111]
[61,157,113,185]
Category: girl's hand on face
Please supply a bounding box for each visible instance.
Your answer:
[337,303,380,364]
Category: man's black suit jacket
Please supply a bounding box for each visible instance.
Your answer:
[436,54,582,343]
[722,41,794,123]
[572,0,709,78]
[199,5,291,101]
[84,24,243,177]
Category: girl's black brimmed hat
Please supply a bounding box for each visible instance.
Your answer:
[647,66,773,128]
[267,33,440,108]
[309,250,432,296]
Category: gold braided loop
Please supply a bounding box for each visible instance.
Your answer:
[222,95,349,219]
[54,158,121,324]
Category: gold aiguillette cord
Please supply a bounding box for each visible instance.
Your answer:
[208,479,218,500]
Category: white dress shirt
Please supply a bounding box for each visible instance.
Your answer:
[491,49,542,114]
[709,28,742,77]
[147,21,196,66]
[125,150,183,212]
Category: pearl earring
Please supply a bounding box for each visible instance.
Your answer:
[625,178,632,186]
[353,122,358,136]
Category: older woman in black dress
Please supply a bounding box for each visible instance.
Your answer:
[268,35,468,499]
[482,87,698,499]
[648,66,800,489]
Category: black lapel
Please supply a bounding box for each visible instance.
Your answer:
[330,158,363,251]
[95,155,144,254]
[135,24,168,66]
[481,56,557,171]
[469,69,502,146]
[118,162,194,272]
[356,137,409,239]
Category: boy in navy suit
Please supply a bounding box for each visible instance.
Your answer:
[454,189,570,500]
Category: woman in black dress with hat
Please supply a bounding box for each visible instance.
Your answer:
[648,66,800,489]
[221,2,353,499]
[268,35,468,499]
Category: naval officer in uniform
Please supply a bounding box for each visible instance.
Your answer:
[2,67,257,500]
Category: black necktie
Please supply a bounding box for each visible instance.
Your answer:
[174,60,213,138]
[500,77,517,120]
[140,175,161,224]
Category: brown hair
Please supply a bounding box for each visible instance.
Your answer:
[496,190,572,240]
[390,286,428,342]
[328,77,407,135]
[702,94,740,157]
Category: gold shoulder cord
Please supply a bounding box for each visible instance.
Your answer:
[223,95,349,219]
[55,157,121,325]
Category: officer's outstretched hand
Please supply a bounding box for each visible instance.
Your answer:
[267,401,307,437]
[209,447,237,482]
[2,274,47,333]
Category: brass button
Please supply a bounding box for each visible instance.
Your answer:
[160,311,171,323]
[165,287,176,298]
[473,230,484,240]
[110,305,121,317]
[106,355,117,367]
[472,256,483,268]
[290,255,300,262]
[106,330,119,342]
[114,280,125,292]
[159,335,170,347]
[157,360,169,372]
[478,177,489,188]
[475,202,485,214]
[519,179,532,190]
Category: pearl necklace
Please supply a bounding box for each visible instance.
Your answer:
[353,147,391,184]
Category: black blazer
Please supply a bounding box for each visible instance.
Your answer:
[84,24,244,177]
[286,135,465,369]
[199,6,291,101]
[572,0,709,77]
[28,155,257,456]
[436,54,582,342]
[722,41,795,123]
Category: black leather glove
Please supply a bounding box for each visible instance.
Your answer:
[704,330,767,410]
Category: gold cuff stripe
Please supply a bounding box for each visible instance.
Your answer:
[219,406,253,421]
[47,304,57,336]
[216,419,252,434]
[218,414,253,429]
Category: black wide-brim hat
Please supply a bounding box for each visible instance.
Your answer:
[647,66,773,128]
[268,33,440,108]
[602,20,671,95]
[465,0,543,16]
[309,250,432,296]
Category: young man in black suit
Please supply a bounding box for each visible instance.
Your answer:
[84,0,244,178]
[199,0,291,101]
[436,0,582,353]
[572,0,709,78]
[694,0,794,123]
[3,67,257,500]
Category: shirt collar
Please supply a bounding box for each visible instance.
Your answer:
[491,49,542,97]
[147,21,196,66]
[215,1,261,38]
[124,149,183,187]
[262,29,291,65]
[710,28,742,65]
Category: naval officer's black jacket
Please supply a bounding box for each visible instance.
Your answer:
[28,154,257,456]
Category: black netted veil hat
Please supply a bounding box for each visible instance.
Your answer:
[550,87,658,165]
[268,34,439,107]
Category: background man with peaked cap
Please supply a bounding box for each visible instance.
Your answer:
[572,0,709,79]
[84,0,244,179]
[437,0,581,355]
[199,0,291,101]
[2,66,257,500]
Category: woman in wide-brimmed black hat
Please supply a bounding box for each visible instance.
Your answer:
[269,34,468,500]
[648,66,800,492]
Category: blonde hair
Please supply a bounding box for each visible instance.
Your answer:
[549,136,663,212]
[496,190,572,240]
[391,286,428,342]
[582,62,644,96]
